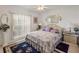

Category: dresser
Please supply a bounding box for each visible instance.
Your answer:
[63,31,79,46]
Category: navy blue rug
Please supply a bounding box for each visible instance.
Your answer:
[10,42,40,53]
[56,42,69,53]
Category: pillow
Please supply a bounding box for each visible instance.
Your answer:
[50,29,56,33]
[50,28,59,33]
[49,28,53,32]
[43,26,49,32]
[54,29,59,33]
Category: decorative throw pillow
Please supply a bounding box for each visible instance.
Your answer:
[43,27,49,32]
[54,29,59,33]
[49,28,53,32]
[50,29,56,33]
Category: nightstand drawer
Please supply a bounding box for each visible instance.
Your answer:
[64,35,77,44]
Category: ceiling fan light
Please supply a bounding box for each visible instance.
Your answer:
[37,7,44,10]
[36,5,47,11]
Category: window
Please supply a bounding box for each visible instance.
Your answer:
[13,14,31,39]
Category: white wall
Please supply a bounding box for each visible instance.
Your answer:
[39,6,79,27]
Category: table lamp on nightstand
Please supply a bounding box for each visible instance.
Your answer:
[37,23,42,30]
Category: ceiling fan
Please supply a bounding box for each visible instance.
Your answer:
[36,5,48,11]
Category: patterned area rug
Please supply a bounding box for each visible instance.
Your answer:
[3,42,40,53]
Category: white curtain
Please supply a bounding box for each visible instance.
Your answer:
[13,14,31,39]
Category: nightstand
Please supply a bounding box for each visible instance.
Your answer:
[63,31,79,46]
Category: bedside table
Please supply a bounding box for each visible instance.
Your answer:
[63,32,79,45]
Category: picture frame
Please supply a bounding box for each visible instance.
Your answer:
[33,17,38,23]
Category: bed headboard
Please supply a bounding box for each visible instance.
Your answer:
[47,23,64,31]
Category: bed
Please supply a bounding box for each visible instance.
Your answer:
[25,24,63,53]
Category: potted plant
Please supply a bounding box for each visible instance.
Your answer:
[0,24,10,32]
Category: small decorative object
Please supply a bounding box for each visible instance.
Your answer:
[74,27,79,32]
[0,24,10,32]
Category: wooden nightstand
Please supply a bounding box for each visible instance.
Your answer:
[63,32,79,46]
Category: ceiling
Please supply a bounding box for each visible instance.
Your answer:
[0,5,79,13]
[19,5,79,12]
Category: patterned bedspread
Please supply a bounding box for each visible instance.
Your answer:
[26,30,62,53]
